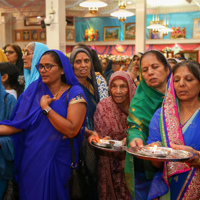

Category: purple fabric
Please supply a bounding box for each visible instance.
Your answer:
[0,50,86,200]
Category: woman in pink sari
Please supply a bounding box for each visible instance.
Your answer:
[89,71,136,200]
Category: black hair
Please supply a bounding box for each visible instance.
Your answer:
[0,62,24,98]
[73,44,103,74]
[140,50,168,70]
[175,52,185,58]
[3,43,24,75]
[42,51,66,83]
[172,60,200,82]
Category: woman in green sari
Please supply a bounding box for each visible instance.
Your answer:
[125,50,171,199]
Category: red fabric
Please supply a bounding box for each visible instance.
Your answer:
[94,71,136,200]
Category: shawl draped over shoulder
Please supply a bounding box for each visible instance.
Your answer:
[0,50,87,200]
[147,75,200,200]
[94,71,136,200]
[125,50,171,199]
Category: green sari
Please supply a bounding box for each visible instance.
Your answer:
[125,50,170,199]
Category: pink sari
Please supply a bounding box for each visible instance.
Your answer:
[94,71,136,200]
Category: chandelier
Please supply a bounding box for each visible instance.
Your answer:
[110,0,134,22]
[158,13,173,36]
[79,0,107,14]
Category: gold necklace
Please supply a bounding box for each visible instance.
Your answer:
[54,84,63,99]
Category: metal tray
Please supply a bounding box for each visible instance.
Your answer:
[126,146,195,162]
[91,139,127,152]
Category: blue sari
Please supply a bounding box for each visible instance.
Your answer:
[0,50,87,200]
[147,75,200,200]
[0,78,17,199]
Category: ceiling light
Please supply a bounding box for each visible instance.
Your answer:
[79,0,107,8]
[110,9,134,22]
[127,1,132,4]
[158,26,173,36]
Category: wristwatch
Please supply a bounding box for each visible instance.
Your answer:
[42,106,52,116]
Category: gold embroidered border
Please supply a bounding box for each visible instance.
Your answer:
[129,112,144,130]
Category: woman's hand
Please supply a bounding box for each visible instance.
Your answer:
[40,95,55,109]
[170,142,200,168]
[121,137,127,146]
[130,138,144,147]
[88,131,100,143]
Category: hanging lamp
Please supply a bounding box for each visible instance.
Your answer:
[79,0,107,14]
[110,0,134,22]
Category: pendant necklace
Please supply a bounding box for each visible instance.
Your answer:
[54,84,63,99]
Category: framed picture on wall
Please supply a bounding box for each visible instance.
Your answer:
[148,20,163,39]
[31,30,39,40]
[14,30,22,41]
[24,16,42,26]
[193,18,200,39]
[23,30,30,41]
[66,28,75,41]
[39,29,46,40]
[104,26,120,41]
[124,23,135,40]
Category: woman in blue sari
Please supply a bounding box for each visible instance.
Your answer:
[0,78,17,199]
[0,50,87,200]
[147,60,200,199]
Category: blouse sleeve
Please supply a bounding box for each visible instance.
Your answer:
[147,108,162,145]
[69,94,86,105]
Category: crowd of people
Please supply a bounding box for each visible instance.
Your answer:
[0,42,200,200]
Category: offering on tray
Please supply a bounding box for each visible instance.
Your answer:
[91,139,125,152]
[126,146,194,162]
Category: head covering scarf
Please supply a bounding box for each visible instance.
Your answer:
[125,50,171,199]
[0,77,17,198]
[0,49,8,62]
[94,71,136,200]
[24,42,49,89]
[0,50,86,200]
[69,47,99,103]
[148,66,200,199]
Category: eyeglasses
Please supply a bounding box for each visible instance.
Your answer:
[23,50,34,56]
[4,50,14,54]
[36,63,58,72]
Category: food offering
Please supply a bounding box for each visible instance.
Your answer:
[126,145,194,162]
[91,139,126,152]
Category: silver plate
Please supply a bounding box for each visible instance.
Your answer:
[91,140,127,152]
[126,146,195,162]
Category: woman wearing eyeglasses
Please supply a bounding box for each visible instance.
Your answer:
[0,50,87,200]
[3,44,24,76]
[22,42,49,89]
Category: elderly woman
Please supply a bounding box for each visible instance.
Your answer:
[147,60,200,199]
[125,50,171,199]
[0,50,87,200]
[0,78,17,199]
[89,71,136,200]
[22,42,48,89]
[3,44,23,75]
